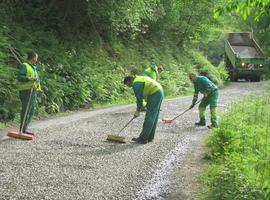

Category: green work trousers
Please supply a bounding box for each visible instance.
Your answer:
[19,89,37,132]
[139,89,164,141]
[198,90,219,126]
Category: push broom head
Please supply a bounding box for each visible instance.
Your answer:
[7,131,33,140]
[162,118,174,123]
[106,134,126,143]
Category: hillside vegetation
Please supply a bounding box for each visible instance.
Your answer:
[0,0,229,122]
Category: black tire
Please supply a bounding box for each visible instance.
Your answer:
[225,56,235,82]
[255,75,261,82]
[250,76,260,82]
[230,72,237,82]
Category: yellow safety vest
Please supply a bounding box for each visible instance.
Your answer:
[134,76,162,98]
[18,63,41,91]
[144,67,157,80]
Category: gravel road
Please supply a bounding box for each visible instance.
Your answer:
[0,82,269,200]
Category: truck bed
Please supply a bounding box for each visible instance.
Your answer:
[231,45,262,58]
[225,32,267,81]
[227,32,264,58]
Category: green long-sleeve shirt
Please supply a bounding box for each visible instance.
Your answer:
[132,81,145,110]
[192,76,218,104]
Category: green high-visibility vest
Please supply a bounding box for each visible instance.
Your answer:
[143,67,157,80]
[18,63,41,91]
[134,76,162,98]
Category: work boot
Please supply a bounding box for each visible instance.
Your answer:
[140,106,147,112]
[24,131,35,136]
[138,140,148,144]
[195,120,206,126]
[132,137,148,144]
[132,137,141,142]
[207,124,217,129]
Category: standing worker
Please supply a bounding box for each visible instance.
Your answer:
[124,75,164,144]
[17,51,41,135]
[143,63,159,81]
[189,73,219,128]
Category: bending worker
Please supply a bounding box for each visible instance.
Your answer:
[143,63,159,81]
[124,75,164,144]
[17,51,41,135]
[189,72,219,128]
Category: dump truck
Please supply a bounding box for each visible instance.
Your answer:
[225,32,267,81]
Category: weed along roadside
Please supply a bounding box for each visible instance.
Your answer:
[200,94,270,199]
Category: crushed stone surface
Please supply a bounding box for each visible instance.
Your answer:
[0,82,269,200]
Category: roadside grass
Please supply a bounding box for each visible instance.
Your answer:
[201,94,270,200]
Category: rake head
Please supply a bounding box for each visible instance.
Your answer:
[162,118,174,123]
[7,131,33,140]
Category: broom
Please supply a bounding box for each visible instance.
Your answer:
[106,116,135,143]
[6,47,34,140]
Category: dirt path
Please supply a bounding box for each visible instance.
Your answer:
[0,82,269,200]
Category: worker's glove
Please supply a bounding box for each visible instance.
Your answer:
[134,110,140,118]
[37,89,44,93]
[189,104,195,109]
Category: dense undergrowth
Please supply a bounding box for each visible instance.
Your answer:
[201,94,270,200]
[0,28,227,123]
[0,24,228,123]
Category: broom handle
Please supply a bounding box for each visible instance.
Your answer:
[172,98,203,121]
[9,47,23,64]
[172,107,191,121]
[20,87,34,134]
[118,117,135,135]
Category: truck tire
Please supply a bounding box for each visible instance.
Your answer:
[250,75,260,82]
[229,72,237,82]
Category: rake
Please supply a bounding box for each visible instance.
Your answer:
[162,99,202,123]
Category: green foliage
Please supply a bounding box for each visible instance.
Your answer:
[189,50,228,86]
[149,0,220,47]
[216,0,270,21]
[201,95,270,200]
[0,0,227,122]
[0,32,19,122]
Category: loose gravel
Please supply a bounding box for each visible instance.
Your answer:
[0,82,269,200]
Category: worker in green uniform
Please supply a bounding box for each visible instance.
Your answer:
[142,63,160,111]
[189,73,219,128]
[143,63,159,81]
[17,51,41,135]
[124,75,164,144]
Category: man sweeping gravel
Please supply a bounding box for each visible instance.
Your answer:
[124,75,164,144]
[189,72,219,128]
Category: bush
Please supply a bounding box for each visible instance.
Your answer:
[201,95,270,200]
[189,50,228,86]
[0,22,227,122]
